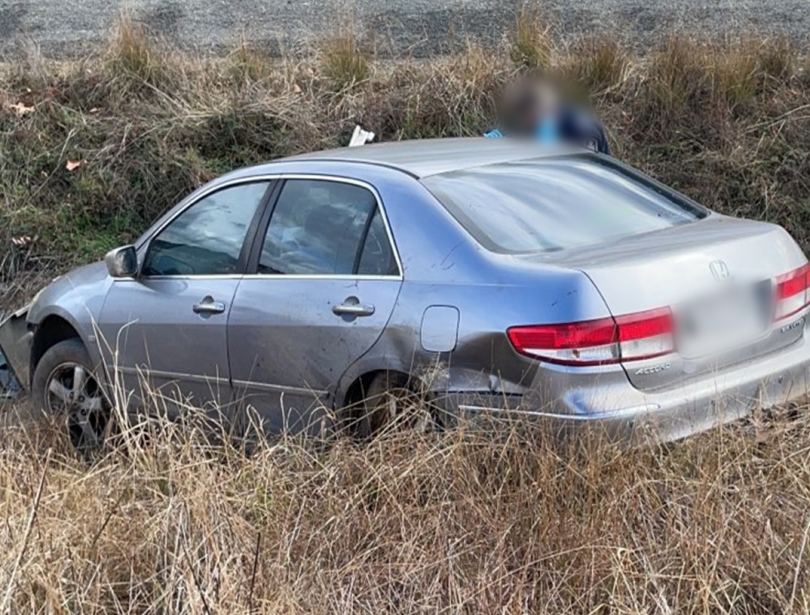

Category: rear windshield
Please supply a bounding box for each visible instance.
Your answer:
[422,157,708,254]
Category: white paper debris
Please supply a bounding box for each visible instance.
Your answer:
[348,125,375,147]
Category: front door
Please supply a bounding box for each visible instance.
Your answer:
[98,181,272,421]
[227,178,403,435]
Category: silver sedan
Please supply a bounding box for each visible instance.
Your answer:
[2,138,809,447]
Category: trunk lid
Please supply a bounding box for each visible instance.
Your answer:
[521,215,808,389]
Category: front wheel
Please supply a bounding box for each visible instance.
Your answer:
[32,339,111,452]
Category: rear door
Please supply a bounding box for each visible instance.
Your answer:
[227,177,403,435]
[98,181,273,416]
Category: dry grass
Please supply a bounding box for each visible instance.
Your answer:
[562,36,629,95]
[1,400,810,613]
[320,30,371,92]
[509,7,552,72]
[758,36,797,82]
[710,41,761,112]
[228,38,275,85]
[105,11,167,88]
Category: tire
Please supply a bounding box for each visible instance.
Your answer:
[354,372,438,438]
[32,339,110,452]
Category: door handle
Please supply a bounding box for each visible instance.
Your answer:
[193,296,226,315]
[333,300,375,317]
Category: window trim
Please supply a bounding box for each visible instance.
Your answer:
[138,178,278,280]
[246,174,403,281]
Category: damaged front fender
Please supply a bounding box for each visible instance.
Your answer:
[0,306,33,391]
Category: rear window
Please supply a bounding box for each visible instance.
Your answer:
[422,158,708,254]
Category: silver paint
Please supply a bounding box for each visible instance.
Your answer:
[3,138,810,443]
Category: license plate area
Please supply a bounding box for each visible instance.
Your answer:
[674,281,772,359]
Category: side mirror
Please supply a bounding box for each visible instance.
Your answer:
[104,245,139,278]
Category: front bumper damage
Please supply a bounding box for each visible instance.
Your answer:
[0,306,32,396]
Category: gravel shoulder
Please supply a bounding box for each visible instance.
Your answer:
[1,0,808,58]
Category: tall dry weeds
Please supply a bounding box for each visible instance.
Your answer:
[562,36,629,95]
[105,11,166,88]
[320,30,371,92]
[509,7,553,72]
[0,401,809,613]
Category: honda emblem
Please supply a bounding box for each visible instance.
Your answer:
[709,260,730,281]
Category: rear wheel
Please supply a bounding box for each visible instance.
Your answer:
[353,372,438,438]
[32,339,110,452]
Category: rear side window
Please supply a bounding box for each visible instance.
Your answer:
[422,158,707,254]
[259,179,399,276]
[142,182,269,276]
[357,209,399,276]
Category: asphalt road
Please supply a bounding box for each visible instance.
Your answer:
[0,0,808,58]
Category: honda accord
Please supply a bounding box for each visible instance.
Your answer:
[1,138,808,447]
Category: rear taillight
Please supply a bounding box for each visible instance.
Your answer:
[507,307,674,366]
[775,263,810,321]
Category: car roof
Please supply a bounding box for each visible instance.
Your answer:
[279,137,586,179]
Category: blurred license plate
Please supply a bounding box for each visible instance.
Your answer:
[675,282,770,358]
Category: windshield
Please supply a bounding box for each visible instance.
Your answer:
[422,157,708,254]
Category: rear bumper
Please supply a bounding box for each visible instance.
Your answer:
[452,327,810,443]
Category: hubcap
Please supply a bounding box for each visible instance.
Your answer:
[45,363,108,450]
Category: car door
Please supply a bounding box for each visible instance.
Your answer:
[98,180,273,419]
[227,177,403,435]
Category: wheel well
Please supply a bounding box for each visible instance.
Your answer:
[342,369,413,408]
[31,316,82,375]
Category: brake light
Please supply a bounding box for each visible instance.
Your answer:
[775,263,810,321]
[508,307,674,366]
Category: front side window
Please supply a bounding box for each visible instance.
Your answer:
[259,179,398,276]
[142,182,269,276]
[422,157,708,254]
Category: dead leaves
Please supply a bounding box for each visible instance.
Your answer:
[11,236,33,247]
[66,159,86,172]
[7,102,35,117]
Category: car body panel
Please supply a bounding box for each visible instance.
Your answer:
[97,277,239,414]
[229,277,402,434]
[26,262,112,344]
[286,137,582,178]
[333,269,614,407]
[459,310,810,443]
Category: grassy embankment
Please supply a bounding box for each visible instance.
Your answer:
[2,13,810,614]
